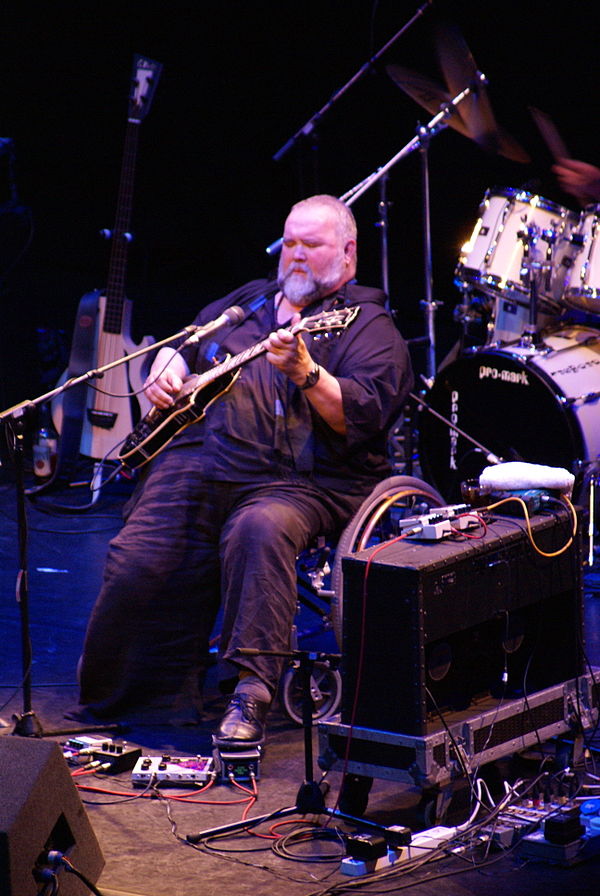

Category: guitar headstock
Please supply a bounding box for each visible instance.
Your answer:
[294,306,360,337]
[128,54,163,123]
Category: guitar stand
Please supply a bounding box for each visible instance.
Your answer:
[186,647,386,845]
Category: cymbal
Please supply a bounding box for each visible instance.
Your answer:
[434,21,530,164]
[386,64,473,140]
[387,23,531,164]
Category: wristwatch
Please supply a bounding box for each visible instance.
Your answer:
[299,364,321,391]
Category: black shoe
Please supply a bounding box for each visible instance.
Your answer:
[213,693,269,748]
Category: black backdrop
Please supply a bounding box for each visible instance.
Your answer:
[1,1,599,411]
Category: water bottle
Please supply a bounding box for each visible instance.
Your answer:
[33,404,58,481]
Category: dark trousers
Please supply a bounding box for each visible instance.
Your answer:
[78,448,364,716]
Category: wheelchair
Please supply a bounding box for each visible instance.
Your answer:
[280,474,444,725]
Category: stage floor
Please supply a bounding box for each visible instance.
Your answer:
[2,472,600,896]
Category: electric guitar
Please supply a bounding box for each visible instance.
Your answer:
[53,54,162,464]
[118,305,360,470]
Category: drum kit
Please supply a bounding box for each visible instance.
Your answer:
[383,24,600,516]
[418,184,600,510]
[272,12,599,529]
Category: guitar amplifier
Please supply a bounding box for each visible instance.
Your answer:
[341,511,583,736]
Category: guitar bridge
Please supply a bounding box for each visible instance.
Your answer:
[87,409,118,430]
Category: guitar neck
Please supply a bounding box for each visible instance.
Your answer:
[187,338,269,395]
[103,118,140,335]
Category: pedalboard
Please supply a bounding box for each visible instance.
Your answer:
[131,754,214,786]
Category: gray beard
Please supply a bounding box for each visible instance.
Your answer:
[277,256,346,306]
[278,270,322,305]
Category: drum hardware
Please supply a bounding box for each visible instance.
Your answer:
[456,187,580,347]
[410,387,503,467]
[516,228,550,352]
[562,205,600,315]
[587,466,598,568]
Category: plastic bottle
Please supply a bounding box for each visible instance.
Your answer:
[33,404,58,480]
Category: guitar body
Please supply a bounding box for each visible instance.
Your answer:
[119,368,240,470]
[119,305,360,471]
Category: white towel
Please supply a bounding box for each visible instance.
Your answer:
[478,461,575,497]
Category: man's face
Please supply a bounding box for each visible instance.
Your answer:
[277,204,354,307]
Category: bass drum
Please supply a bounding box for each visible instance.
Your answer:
[418,326,600,503]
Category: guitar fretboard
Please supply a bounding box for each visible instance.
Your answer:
[103,118,140,334]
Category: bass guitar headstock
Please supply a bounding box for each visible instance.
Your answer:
[129,54,163,123]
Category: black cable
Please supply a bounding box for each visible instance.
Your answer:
[46,853,105,896]
[271,825,346,863]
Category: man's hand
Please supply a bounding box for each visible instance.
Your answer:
[143,348,189,409]
[553,158,600,205]
[264,314,314,387]
[265,314,346,434]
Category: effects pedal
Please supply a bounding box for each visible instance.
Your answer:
[213,746,261,782]
[63,736,141,774]
[397,504,480,541]
[131,754,214,786]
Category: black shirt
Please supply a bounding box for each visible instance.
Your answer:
[170,279,413,496]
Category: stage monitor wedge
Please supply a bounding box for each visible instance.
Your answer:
[0,737,105,896]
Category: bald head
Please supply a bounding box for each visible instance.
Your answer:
[277,195,357,307]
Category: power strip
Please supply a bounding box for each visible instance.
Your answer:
[131,754,214,786]
[341,825,459,876]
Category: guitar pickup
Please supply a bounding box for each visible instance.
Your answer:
[87,409,118,430]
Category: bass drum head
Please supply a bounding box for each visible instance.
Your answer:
[418,340,588,503]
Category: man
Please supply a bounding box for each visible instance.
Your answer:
[74,194,413,747]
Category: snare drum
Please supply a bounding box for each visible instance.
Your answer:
[456,187,579,308]
[419,325,600,502]
[563,204,600,315]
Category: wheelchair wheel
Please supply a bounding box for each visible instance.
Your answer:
[280,661,342,725]
[330,475,445,645]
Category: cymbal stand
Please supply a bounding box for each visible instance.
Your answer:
[268,74,486,371]
[376,174,391,309]
[418,126,439,383]
[338,74,487,381]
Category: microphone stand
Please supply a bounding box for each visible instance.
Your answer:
[0,322,210,737]
[272,1,433,164]
[267,75,486,379]
[410,389,502,467]
[186,647,389,844]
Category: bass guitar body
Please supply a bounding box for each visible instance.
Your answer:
[50,54,163,475]
[53,289,154,461]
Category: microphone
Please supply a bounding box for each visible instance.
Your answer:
[181,305,245,345]
[265,236,283,256]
